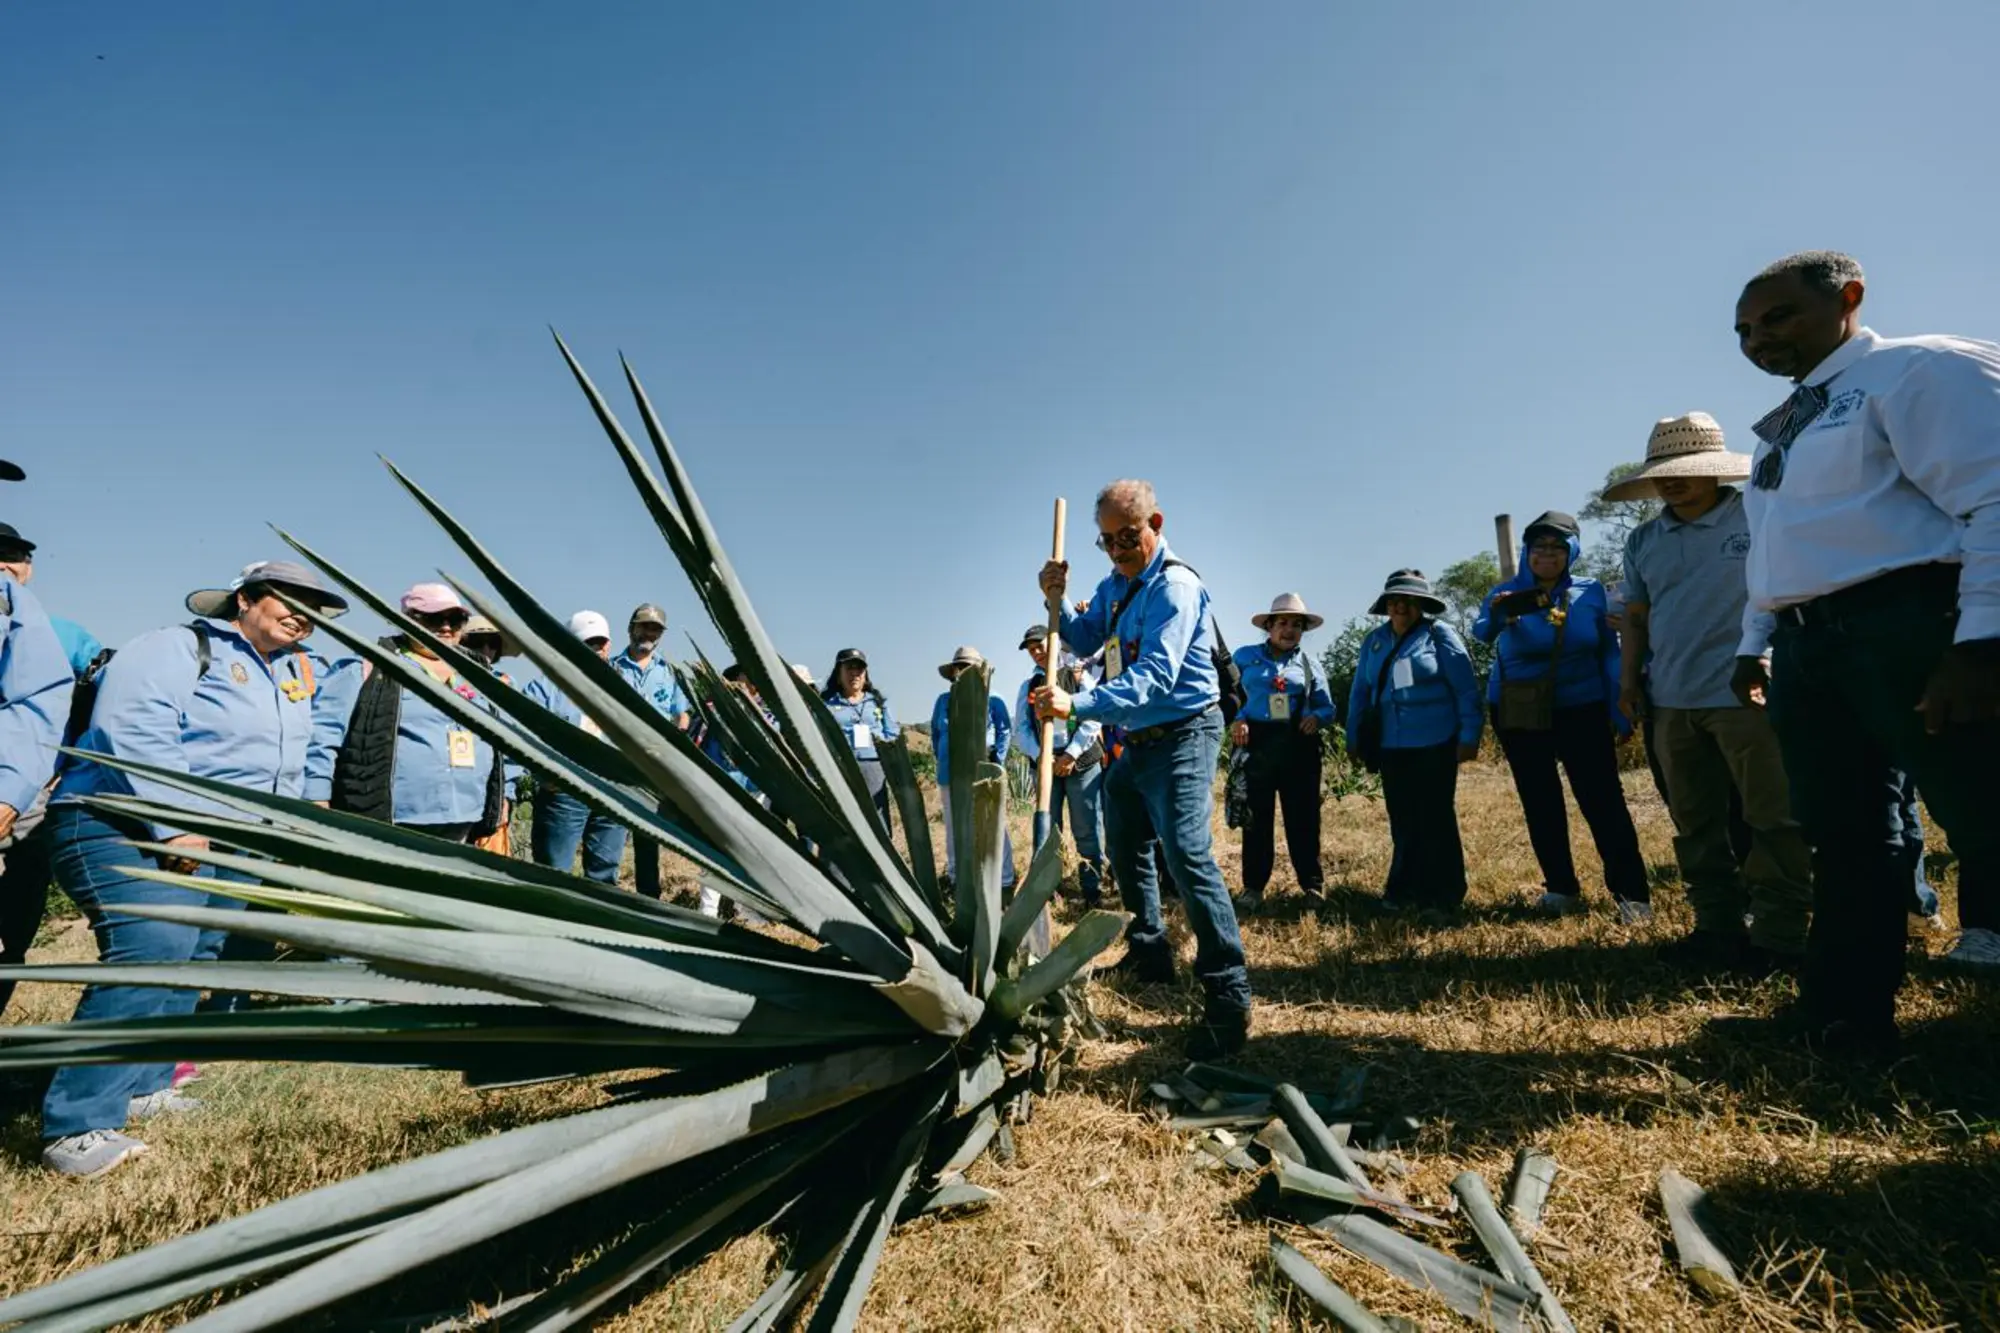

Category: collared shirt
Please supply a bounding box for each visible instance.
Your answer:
[1061,543,1220,728]
[1474,561,1626,734]
[0,579,75,811]
[1231,642,1335,726]
[1345,618,1484,750]
[1012,654,1103,762]
[311,644,497,827]
[1739,326,2000,653]
[58,617,314,839]
[610,650,691,724]
[824,691,899,761]
[929,690,1011,788]
[300,650,361,802]
[1623,488,1753,710]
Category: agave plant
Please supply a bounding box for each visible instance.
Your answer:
[0,337,1128,1332]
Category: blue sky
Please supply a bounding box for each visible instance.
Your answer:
[6,2,1998,712]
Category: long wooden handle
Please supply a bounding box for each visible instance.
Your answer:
[1036,498,1067,817]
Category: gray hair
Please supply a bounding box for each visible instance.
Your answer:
[1750,250,1865,295]
[1095,479,1158,523]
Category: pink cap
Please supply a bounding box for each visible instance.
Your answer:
[400,582,464,615]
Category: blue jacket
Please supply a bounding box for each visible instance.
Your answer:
[930,690,1010,788]
[51,617,103,677]
[0,579,75,811]
[58,618,315,838]
[1346,619,1484,751]
[1061,544,1220,728]
[824,691,899,761]
[1473,529,1626,734]
[1232,643,1335,727]
[311,645,498,826]
[611,650,691,724]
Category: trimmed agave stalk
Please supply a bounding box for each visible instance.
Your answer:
[1658,1167,1741,1297]
[1450,1171,1576,1333]
[1268,1239,1406,1333]
[0,336,1126,1332]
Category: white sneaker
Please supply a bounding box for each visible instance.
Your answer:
[1532,892,1585,917]
[1913,912,1951,934]
[1942,927,2000,970]
[1616,900,1655,926]
[127,1090,201,1122]
[44,1130,149,1178]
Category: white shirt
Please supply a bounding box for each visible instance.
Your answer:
[1738,327,2000,655]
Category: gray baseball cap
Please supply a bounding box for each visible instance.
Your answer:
[187,560,349,619]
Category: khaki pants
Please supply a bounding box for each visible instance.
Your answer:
[1652,705,1813,952]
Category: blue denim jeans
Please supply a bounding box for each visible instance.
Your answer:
[42,804,253,1140]
[1102,707,1250,1011]
[1051,761,1106,900]
[531,790,628,885]
[1892,772,1939,917]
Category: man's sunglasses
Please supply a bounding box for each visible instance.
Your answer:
[1094,526,1145,553]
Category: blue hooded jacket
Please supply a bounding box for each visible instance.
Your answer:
[1472,512,1627,735]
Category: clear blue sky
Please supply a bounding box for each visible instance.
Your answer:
[6,2,1998,712]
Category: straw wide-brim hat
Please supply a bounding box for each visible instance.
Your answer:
[461,614,519,657]
[1250,593,1324,633]
[1600,412,1753,502]
[1369,570,1447,617]
[938,645,986,679]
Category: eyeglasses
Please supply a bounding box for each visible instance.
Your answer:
[413,609,470,631]
[1528,541,1569,555]
[1094,526,1145,553]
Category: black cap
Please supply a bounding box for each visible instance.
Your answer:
[0,462,22,483]
[0,522,36,554]
[1523,510,1579,543]
[834,647,868,668]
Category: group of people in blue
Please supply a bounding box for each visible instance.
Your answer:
[5,246,1999,1179]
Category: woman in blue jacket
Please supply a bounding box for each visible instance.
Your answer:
[821,647,899,831]
[1229,594,1336,911]
[41,560,348,1177]
[1347,571,1484,912]
[1474,513,1648,919]
[929,646,1015,891]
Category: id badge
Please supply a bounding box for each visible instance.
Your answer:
[447,729,477,769]
[1268,692,1292,722]
[852,723,872,751]
[1390,658,1415,691]
[1104,638,1124,680]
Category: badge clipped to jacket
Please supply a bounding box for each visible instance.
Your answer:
[447,729,477,768]
[1268,690,1292,722]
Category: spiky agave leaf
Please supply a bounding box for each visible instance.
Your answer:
[0,341,1128,1331]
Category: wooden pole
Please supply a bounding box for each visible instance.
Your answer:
[1034,498,1067,847]
[1495,513,1517,581]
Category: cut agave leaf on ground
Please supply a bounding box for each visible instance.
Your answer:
[1659,1167,1741,1297]
[1269,1238,1400,1333]
[1275,1084,1374,1194]
[1299,1210,1543,1333]
[1504,1146,1559,1242]
[1272,1156,1449,1229]
[1451,1171,1577,1333]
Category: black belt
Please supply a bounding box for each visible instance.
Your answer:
[1122,704,1219,749]
[1776,562,1959,630]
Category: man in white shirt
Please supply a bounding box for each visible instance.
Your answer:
[1725,250,2000,1060]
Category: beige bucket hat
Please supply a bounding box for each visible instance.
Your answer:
[1250,593,1324,633]
[938,645,986,679]
[1600,412,1753,501]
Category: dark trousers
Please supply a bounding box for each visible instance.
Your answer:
[1495,703,1649,904]
[1378,741,1467,909]
[0,823,53,1018]
[1240,722,1323,895]
[1766,565,2000,1028]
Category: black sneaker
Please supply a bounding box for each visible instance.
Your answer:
[1232,889,1265,916]
[1107,947,1176,985]
[1659,929,1755,974]
[1185,1004,1252,1060]
[1707,1005,1901,1065]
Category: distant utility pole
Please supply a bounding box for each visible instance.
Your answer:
[1495,514,1517,581]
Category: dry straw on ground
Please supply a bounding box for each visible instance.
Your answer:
[4,761,1996,1330]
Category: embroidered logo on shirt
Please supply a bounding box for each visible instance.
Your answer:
[1722,533,1751,558]
[229,662,250,684]
[1817,388,1867,427]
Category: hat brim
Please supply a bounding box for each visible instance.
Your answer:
[1250,612,1324,632]
[188,581,350,621]
[939,660,981,679]
[1369,592,1447,617]
[1600,451,1754,502]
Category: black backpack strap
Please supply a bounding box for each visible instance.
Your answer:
[186,621,212,681]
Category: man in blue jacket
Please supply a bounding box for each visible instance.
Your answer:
[1032,479,1252,1058]
[611,603,690,899]
[527,611,629,884]
[931,646,1017,893]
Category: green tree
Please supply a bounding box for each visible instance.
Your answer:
[1433,552,1500,685]
[1576,461,1658,585]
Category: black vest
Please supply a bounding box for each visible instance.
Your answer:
[330,638,505,836]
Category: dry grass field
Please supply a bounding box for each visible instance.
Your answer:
[3,759,1997,1331]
